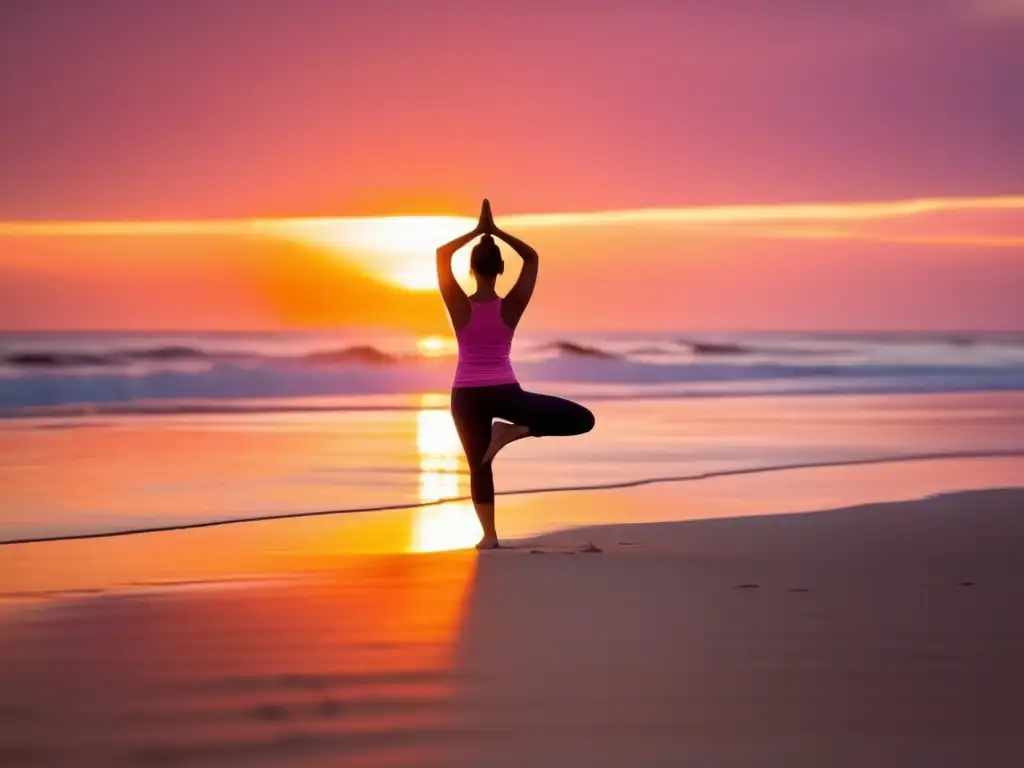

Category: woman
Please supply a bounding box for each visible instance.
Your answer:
[436,199,595,549]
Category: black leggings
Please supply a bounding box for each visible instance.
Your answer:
[451,383,595,504]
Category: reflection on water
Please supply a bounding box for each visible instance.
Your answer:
[411,399,481,551]
[0,554,480,765]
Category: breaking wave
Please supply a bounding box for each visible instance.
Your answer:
[2,331,1024,418]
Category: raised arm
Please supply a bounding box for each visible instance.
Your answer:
[494,223,539,329]
[436,220,483,331]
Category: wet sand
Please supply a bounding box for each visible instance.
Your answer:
[2,475,1022,765]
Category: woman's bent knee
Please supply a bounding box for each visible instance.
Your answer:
[574,404,596,435]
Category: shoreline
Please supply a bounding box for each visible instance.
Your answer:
[3,453,1023,591]
[5,448,1024,546]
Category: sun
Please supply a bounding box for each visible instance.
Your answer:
[272,215,476,291]
[417,335,457,357]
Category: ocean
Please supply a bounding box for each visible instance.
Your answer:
[4,330,1024,417]
[3,331,1024,545]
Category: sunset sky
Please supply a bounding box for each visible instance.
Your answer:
[1,0,1022,331]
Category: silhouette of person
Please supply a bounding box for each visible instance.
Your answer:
[437,199,595,549]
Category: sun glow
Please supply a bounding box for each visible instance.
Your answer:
[5,194,1024,271]
[417,335,457,357]
[6,194,1024,296]
[411,403,480,552]
[273,216,476,291]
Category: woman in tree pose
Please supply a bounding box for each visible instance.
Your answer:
[436,199,595,549]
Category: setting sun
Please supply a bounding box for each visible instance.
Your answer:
[274,215,476,291]
[417,335,457,357]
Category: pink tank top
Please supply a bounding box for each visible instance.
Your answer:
[453,299,518,387]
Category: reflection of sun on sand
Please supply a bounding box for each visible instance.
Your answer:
[412,401,480,552]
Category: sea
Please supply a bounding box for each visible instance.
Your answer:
[3,330,1024,545]
[4,330,1024,416]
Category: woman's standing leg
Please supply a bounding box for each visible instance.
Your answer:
[450,388,500,548]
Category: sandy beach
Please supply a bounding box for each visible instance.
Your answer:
[2,458,1022,766]
[4,0,1024,763]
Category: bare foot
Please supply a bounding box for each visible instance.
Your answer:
[475,536,500,550]
[481,421,529,464]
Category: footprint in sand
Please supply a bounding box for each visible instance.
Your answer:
[528,548,575,555]
[922,582,976,588]
[319,699,344,716]
[253,703,288,722]
[0,705,42,723]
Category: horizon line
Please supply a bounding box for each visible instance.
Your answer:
[1,193,1023,238]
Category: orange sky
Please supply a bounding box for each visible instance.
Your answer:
[1,2,1022,331]
[1,195,1022,331]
